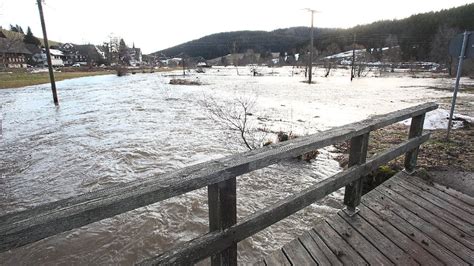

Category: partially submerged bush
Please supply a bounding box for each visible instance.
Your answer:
[169,78,201,85]
[275,131,319,162]
[116,66,128,77]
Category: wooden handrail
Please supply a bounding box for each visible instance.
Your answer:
[0,102,438,263]
[140,133,430,265]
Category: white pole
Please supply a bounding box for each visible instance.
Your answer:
[447,31,470,140]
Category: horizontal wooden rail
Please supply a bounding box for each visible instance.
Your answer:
[138,133,430,265]
[0,102,437,254]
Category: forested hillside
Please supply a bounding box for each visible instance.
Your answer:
[152,3,474,62]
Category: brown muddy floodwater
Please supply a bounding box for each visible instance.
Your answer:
[0,67,453,264]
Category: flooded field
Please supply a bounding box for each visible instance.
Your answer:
[0,67,461,264]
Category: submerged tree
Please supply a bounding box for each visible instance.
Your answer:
[321,43,340,77]
[199,95,267,151]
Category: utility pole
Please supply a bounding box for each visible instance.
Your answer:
[351,33,356,81]
[304,8,317,84]
[37,0,58,105]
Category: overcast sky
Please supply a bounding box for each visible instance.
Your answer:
[1,0,472,53]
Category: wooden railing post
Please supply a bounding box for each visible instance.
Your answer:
[404,114,425,174]
[208,177,237,266]
[343,133,369,216]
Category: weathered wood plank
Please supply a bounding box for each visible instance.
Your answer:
[328,214,393,265]
[373,186,473,263]
[382,179,474,238]
[282,238,316,265]
[362,193,468,265]
[208,178,237,266]
[428,171,474,198]
[381,179,474,250]
[0,103,438,253]
[405,174,474,206]
[264,249,291,266]
[298,231,332,265]
[404,114,425,172]
[338,212,418,265]
[313,222,367,265]
[307,228,343,266]
[343,133,369,210]
[395,178,474,226]
[357,203,441,265]
[138,134,430,265]
[400,175,474,214]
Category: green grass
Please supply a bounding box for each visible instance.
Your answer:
[0,71,113,89]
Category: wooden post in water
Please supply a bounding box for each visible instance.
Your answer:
[208,177,237,265]
[37,0,59,105]
[404,114,425,173]
[343,133,369,216]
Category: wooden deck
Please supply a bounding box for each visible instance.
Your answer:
[260,172,474,265]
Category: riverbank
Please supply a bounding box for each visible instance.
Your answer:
[0,70,114,89]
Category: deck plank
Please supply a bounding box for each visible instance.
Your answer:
[408,175,474,206]
[372,187,473,263]
[313,221,367,265]
[264,249,291,266]
[379,182,474,250]
[384,179,474,237]
[328,214,393,265]
[400,175,474,213]
[307,229,343,266]
[395,178,474,224]
[256,172,474,266]
[298,231,332,265]
[282,238,316,265]
[357,204,442,265]
[338,212,418,265]
[363,191,468,265]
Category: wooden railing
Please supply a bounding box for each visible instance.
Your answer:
[0,102,438,265]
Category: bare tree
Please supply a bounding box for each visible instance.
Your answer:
[231,41,240,75]
[199,94,267,151]
[352,45,372,78]
[430,25,458,76]
[384,34,401,72]
[321,43,340,77]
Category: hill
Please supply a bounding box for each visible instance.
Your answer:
[152,3,474,61]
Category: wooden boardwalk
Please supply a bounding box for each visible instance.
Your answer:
[260,172,474,265]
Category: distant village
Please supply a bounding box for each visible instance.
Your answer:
[0,25,148,69]
[0,25,302,71]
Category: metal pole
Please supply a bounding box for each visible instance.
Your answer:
[308,10,314,84]
[447,31,469,140]
[37,0,59,105]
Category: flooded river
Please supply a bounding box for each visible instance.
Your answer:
[0,67,454,264]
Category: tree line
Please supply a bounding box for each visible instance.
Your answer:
[154,3,473,69]
[8,24,42,47]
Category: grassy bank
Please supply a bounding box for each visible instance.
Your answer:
[0,71,113,89]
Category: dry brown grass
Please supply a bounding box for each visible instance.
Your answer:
[0,71,113,89]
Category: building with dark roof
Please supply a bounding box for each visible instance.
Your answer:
[0,37,32,68]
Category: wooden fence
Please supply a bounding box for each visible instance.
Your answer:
[0,102,438,265]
